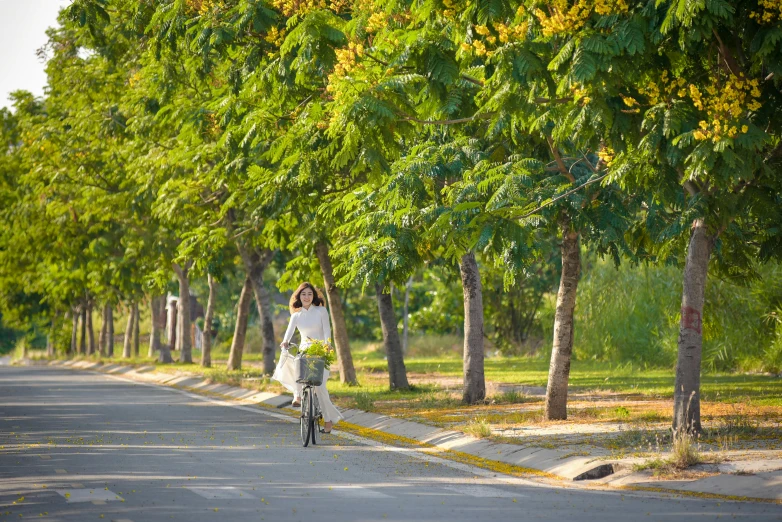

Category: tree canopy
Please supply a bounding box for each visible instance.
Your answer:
[1,0,781,428]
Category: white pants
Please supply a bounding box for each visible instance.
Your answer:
[272,353,344,424]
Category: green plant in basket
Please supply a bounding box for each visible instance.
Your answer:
[303,338,337,368]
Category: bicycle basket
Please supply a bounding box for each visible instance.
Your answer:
[295,355,325,386]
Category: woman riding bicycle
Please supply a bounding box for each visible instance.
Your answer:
[273,282,343,433]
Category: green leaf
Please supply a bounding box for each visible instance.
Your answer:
[571,49,597,82]
[548,39,575,71]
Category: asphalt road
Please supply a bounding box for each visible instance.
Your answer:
[0,366,780,522]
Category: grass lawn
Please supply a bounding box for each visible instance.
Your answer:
[31,338,782,420]
[205,339,782,404]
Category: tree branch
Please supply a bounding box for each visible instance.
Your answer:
[546,136,576,183]
[534,96,573,104]
[712,29,742,77]
[365,52,485,87]
[401,114,487,125]
[515,172,609,221]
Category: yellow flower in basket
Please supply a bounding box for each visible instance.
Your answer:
[302,337,337,368]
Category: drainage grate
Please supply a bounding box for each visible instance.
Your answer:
[573,463,616,480]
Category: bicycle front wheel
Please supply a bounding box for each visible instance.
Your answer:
[309,390,317,446]
[300,389,312,447]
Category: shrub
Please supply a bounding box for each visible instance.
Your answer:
[418,391,460,409]
[492,390,533,404]
[353,391,375,412]
[406,334,463,357]
[571,257,782,371]
[632,458,668,473]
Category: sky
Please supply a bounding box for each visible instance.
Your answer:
[0,0,72,109]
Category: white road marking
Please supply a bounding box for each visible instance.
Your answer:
[327,485,392,498]
[54,469,67,474]
[185,486,257,500]
[56,488,123,503]
[441,485,526,498]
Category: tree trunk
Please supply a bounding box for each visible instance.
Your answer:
[99,305,108,356]
[86,303,96,355]
[166,296,177,351]
[158,297,174,364]
[402,276,413,354]
[79,306,87,355]
[46,316,56,357]
[460,251,486,404]
[375,283,409,390]
[315,241,358,385]
[673,218,714,433]
[149,296,165,357]
[545,227,581,420]
[132,301,140,357]
[106,305,114,357]
[123,303,134,359]
[98,307,106,355]
[173,263,193,363]
[238,246,276,374]
[521,291,546,343]
[70,308,78,356]
[227,276,253,371]
[201,274,217,368]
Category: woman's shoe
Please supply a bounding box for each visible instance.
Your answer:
[323,421,333,433]
[291,398,301,407]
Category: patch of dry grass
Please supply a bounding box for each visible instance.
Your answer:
[670,429,702,469]
[463,418,492,438]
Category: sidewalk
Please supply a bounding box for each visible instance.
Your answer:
[20,358,782,503]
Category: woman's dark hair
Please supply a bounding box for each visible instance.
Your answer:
[289,282,326,313]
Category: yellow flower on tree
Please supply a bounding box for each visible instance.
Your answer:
[534,0,628,37]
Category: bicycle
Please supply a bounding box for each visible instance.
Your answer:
[285,343,325,447]
[300,378,323,447]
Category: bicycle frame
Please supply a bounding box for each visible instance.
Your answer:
[284,343,324,447]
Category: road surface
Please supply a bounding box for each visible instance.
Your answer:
[0,366,779,521]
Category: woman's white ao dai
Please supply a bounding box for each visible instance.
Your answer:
[282,305,331,346]
[273,303,344,424]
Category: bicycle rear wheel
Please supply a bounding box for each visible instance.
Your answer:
[300,389,312,447]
